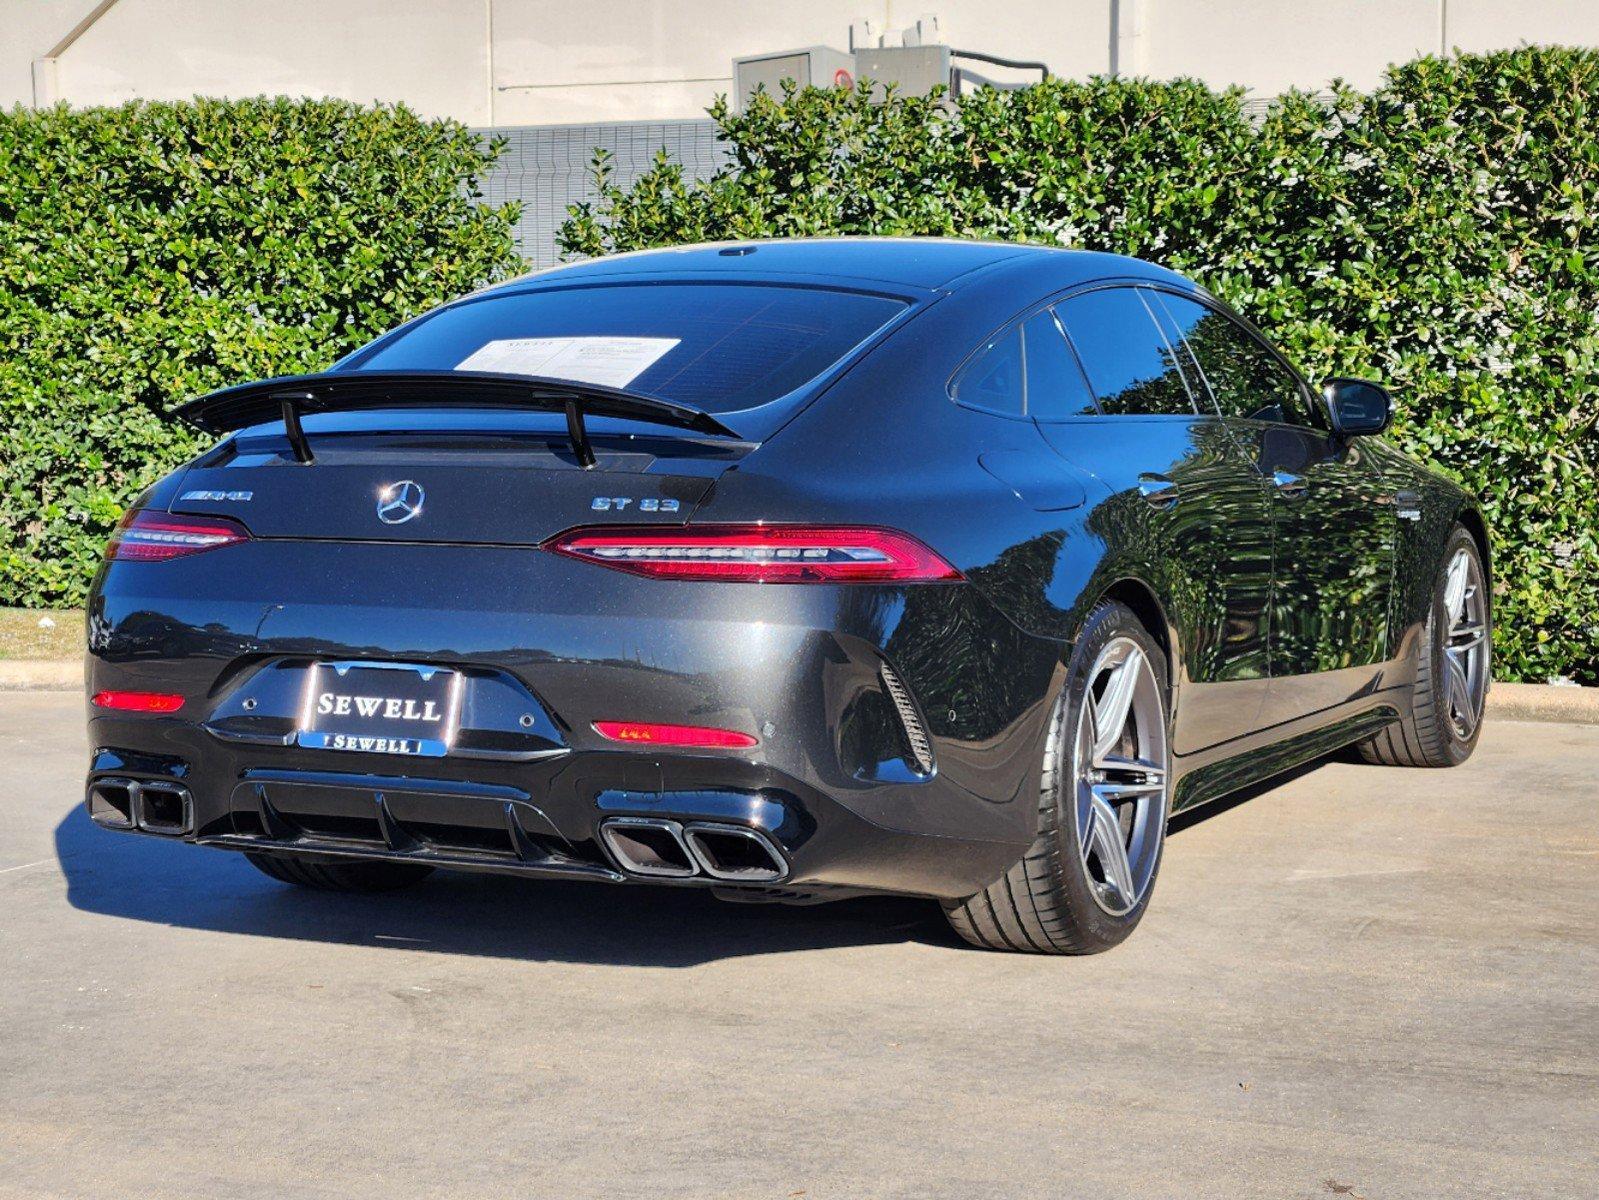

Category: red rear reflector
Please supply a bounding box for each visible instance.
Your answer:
[545,525,962,583]
[593,721,759,749]
[92,690,184,713]
[106,510,250,562]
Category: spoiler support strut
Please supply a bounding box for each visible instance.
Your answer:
[563,397,597,470]
[274,391,315,464]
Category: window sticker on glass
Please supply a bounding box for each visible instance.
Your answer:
[455,336,680,388]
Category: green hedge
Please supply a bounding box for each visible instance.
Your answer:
[561,48,1599,686]
[0,97,523,605]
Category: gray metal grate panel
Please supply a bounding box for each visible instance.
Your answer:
[475,119,729,269]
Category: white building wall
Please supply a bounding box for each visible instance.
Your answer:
[486,1,1110,124]
[1136,0,1442,94]
[1449,0,1599,54]
[9,0,493,122]
[4,0,1598,122]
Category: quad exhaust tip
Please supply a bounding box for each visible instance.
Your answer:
[87,777,193,836]
[600,816,787,883]
[682,823,787,882]
[599,816,698,877]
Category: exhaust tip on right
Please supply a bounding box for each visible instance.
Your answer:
[683,824,787,883]
[136,781,193,835]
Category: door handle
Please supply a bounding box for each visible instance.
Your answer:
[1272,470,1308,498]
[1137,474,1179,510]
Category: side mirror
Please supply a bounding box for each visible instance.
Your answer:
[1321,377,1393,438]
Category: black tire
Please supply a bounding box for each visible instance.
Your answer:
[1359,524,1490,768]
[244,852,434,892]
[943,601,1170,954]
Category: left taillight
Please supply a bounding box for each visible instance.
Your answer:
[105,510,250,563]
[543,524,963,583]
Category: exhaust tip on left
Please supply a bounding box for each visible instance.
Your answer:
[87,778,136,829]
[599,817,698,877]
[87,777,193,836]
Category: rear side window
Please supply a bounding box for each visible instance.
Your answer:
[951,309,1096,418]
[951,326,1024,415]
[1057,288,1195,416]
[1023,309,1098,419]
[1154,293,1311,426]
[345,283,907,414]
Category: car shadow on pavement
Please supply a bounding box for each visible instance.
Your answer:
[52,803,962,966]
[54,755,1336,965]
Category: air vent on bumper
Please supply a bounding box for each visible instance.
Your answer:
[880,662,935,775]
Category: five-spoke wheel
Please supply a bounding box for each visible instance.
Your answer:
[944,601,1171,953]
[1073,638,1168,917]
[1360,524,1491,767]
[1441,545,1490,740]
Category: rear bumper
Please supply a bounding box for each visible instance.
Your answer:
[84,540,1065,898]
[84,717,1029,900]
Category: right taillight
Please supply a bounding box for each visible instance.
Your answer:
[92,690,185,713]
[544,524,963,583]
[592,720,759,748]
[105,510,250,562]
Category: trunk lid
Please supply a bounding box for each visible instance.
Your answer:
[167,422,748,545]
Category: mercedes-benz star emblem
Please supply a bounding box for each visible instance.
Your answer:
[376,480,425,525]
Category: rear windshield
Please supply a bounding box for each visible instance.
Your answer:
[344,283,907,414]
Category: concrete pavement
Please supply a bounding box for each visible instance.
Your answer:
[1,691,1595,1199]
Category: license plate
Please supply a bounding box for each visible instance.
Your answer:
[296,662,462,757]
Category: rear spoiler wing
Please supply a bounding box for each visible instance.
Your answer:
[175,370,742,467]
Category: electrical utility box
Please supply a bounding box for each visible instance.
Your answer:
[733,47,857,111]
[853,45,953,102]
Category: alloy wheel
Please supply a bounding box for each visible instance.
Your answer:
[1441,547,1490,739]
[1073,637,1169,917]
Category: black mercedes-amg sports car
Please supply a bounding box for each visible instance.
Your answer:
[84,238,1491,953]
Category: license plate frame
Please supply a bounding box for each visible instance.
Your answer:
[295,661,463,758]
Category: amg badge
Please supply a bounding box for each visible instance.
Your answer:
[179,489,253,502]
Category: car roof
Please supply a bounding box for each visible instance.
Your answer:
[499,237,1188,294]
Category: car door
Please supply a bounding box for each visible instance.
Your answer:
[1150,292,1398,720]
[1036,286,1274,756]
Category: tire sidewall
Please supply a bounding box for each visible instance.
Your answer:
[1424,527,1491,765]
[1049,602,1172,949]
